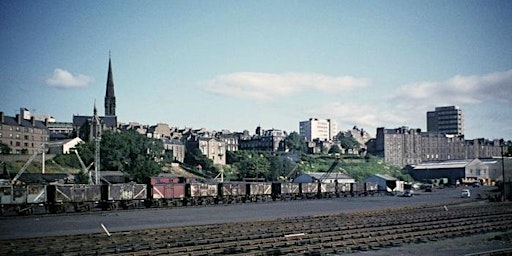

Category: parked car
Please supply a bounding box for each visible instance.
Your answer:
[461,189,471,198]
[403,190,414,197]
[472,182,481,188]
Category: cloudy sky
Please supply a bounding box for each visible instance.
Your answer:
[1,1,511,139]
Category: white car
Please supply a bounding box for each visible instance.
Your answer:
[461,189,471,198]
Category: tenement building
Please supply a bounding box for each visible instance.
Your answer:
[367,126,502,167]
[239,126,287,152]
[73,56,118,141]
[0,110,49,154]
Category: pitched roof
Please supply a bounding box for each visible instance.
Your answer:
[412,159,476,170]
[370,174,397,181]
[304,172,353,180]
[1,115,47,129]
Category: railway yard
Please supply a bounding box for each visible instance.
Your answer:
[1,186,511,255]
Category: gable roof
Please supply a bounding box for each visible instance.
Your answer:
[369,174,397,181]
[303,172,353,180]
[412,159,478,170]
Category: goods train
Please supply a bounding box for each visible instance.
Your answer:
[0,177,379,215]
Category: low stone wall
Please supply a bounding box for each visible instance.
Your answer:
[0,154,56,163]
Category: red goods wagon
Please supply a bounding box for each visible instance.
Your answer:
[47,184,102,213]
[300,182,319,199]
[217,182,246,203]
[319,183,337,198]
[149,183,186,207]
[245,182,272,202]
[186,183,218,205]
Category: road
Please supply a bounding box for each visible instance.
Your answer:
[0,186,490,240]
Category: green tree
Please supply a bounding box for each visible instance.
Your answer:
[339,137,361,152]
[235,153,270,179]
[0,142,12,154]
[103,131,164,182]
[328,144,342,154]
[285,132,307,153]
[268,154,296,181]
[184,148,215,175]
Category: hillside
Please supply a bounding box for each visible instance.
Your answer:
[296,154,411,182]
[1,153,410,183]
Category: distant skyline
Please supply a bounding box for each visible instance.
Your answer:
[1,1,511,139]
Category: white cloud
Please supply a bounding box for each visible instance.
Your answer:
[202,72,369,100]
[307,102,409,136]
[388,69,512,107]
[45,68,94,88]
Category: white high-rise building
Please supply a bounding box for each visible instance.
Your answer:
[426,106,464,136]
[299,118,338,142]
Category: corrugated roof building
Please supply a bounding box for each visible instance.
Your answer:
[293,172,354,184]
[406,158,494,185]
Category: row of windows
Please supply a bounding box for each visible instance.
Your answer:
[0,133,39,140]
[0,125,38,133]
[1,140,37,148]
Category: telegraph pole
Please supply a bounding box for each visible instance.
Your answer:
[501,141,506,201]
[95,136,101,185]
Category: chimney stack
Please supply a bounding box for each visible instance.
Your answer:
[31,116,36,126]
[16,114,21,125]
[0,112,4,123]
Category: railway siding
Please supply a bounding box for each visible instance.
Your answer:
[1,201,511,255]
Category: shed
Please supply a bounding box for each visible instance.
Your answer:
[47,137,83,154]
[364,174,404,192]
[406,159,490,185]
[293,172,354,184]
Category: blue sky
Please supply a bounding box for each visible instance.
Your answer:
[1,1,511,139]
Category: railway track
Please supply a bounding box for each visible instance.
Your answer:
[1,201,511,255]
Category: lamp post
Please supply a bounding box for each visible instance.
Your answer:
[501,141,506,201]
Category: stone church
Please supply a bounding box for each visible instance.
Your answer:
[73,56,118,141]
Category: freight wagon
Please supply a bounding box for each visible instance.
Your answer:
[0,177,383,216]
[47,184,102,213]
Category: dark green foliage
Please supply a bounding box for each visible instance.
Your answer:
[328,144,342,154]
[74,170,90,184]
[53,153,81,169]
[0,142,11,154]
[226,150,241,164]
[339,137,361,151]
[227,151,297,181]
[235,152,270,179]
[184,148,216,176]
[101,131,164,183]
[267,153,296,180]
[74,131,165,183]
[285,132,307,153]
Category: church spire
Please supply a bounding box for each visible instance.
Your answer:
[104,53,116,116]
[93,99,97,116]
